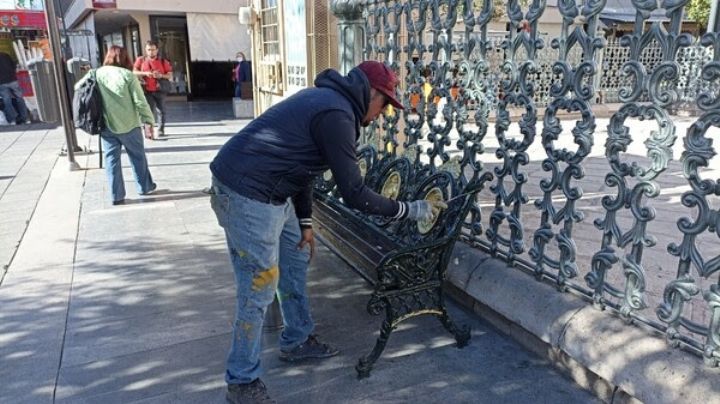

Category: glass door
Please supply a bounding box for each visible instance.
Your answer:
[150,16,189,95]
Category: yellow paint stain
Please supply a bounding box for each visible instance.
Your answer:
[237,322,254,341]
[237,250,246,258]
[251,266,278,291]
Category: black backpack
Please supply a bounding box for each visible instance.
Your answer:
[73,69,105,135]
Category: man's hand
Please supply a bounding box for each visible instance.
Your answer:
[429,200,448,217]
[405,200,448,222]
[297,228,315,261]
[144,125,155,140]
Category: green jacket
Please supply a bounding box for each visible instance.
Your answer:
[75,66,155,134]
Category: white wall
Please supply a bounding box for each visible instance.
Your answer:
[187,13,250,62]
[64,0,93,28]
[116,0,244,14]
[127,12,151,46]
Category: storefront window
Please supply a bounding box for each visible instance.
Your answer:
[258,0,282,95]
[260,1,279,57]
[284,0,306,91]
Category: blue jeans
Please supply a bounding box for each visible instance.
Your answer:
[100,127,155,202]
[0,81,28,123]
[210,177,314,385]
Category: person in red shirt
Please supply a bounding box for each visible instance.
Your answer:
[133,40,173,137]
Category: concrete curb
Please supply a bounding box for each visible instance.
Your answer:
[445,243,720,404]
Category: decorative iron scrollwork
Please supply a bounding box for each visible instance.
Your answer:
[587,1,684,322]
[355,0,719,365]
[664,109,720,365]
[528,0,601,288]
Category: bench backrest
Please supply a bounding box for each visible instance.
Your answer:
[315,145,492,246]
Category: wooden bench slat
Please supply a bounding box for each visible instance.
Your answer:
[314,201,383,285]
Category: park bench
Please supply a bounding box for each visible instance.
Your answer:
[313,145,492,378]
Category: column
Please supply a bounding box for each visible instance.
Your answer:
[331,0,365,75]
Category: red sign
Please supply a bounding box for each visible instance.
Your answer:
[0,10,45,29]
[92,0,116,9]
[16,70,32,97]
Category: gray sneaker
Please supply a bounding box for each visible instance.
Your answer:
[226,379,275,404]
[279,334,339,362]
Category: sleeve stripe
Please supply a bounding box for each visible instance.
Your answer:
[393,201,406,220]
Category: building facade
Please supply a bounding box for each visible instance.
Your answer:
[61,0,251,99]
[241,0,338,115]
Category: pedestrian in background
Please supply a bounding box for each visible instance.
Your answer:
[77,46,157,206]
[0,51,29,125]
[210,60,446,404]
[232,51,251,98]
[133,40,173,136]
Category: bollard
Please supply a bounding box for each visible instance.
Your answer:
[263,295,283,332]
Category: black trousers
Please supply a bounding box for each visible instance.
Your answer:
[144,91,166,131]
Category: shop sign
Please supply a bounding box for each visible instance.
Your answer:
[0,0,44,11]
[92,0,116,9]
[0,10,45,28]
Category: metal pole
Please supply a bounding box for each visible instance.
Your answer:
[55,0,72,60]
[709,0,719,33]
[44,0,80,170]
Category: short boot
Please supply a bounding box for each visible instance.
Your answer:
[226,379,275,404]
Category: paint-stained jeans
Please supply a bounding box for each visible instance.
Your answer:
[210,176,314,385]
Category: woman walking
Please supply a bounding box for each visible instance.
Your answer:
[78,46,157,205]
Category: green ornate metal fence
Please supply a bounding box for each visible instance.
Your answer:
[352,0,720,366]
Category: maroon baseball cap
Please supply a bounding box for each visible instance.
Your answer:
[357,61,405,110]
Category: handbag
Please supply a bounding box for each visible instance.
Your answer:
[158,78,173,93]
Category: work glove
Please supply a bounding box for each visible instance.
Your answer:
[405,200,448,222]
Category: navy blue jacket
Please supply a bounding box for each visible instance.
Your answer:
[210,68,403,228]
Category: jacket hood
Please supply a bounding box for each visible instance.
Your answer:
[314,68,368,122]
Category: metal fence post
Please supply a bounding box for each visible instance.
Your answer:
[331,0,365,76]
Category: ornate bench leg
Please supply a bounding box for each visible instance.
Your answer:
[356,319,393,379]
[438,310,471,348]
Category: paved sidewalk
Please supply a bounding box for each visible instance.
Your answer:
[0,123,65,281]
[0,101,597,403]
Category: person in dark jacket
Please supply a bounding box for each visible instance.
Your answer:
[210,61,445,404]
[232,52,252,98]
[0,52,29,125]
